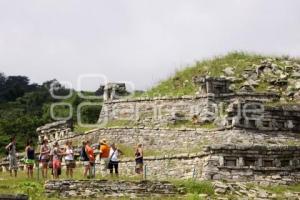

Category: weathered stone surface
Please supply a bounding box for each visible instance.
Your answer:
[44,180,183,198]
[212,181,300,199]
[0,195,28,200]
[36,120,73,143]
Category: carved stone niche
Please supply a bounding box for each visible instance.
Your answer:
[280,160,290,167]
[244,158,256,167]
[224,157,237,167]
[193,76,232,95]
[263,160,274,167]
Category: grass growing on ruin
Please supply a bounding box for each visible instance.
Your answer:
[73,124,96,133]
[262,184,300,195]
[167,120,217,130]
[100,119,218,130]
[117,143,165,158]
[101,120,136,128]
[0,168,206,200]
[134,52,270,97]
[175,180,214,196]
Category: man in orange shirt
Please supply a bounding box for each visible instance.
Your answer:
[99,139,110,175]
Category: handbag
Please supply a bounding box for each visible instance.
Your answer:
[107,150,116,168]
[48,160,53,168]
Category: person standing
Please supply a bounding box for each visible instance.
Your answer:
[80,141,89,178]
[85,140,95,178]
[135,144,144,175]
[108,143,123,177]
[51,142,63,179]
[64,141,75,179]
[5,136,18,177]
[25,139,35,178]
[99,139,110,176]
[40,139,50,179]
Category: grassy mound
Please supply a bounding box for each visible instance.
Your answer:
[135,52,299,97]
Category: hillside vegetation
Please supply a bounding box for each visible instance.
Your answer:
[137,52,300,98]
[0,73,102,155]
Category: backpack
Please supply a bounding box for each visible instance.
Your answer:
[79,147,88,161]
[5,145,12,156]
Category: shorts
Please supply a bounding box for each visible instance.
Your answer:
[41,158,50,164]
[83,161,90,166]
[135,163,143,169]
[101,158,109,170]
[135,163,143,173]
[25,159,35,167]
[8,155,18,170]
[65,160,76,168]
[53,159,61,170]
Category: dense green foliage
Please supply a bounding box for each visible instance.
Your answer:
[0,73,102,155]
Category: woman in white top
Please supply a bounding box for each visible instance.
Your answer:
[64,141,75,178]
[108,143,123,176]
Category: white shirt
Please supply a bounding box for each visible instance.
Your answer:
[109,148,119,162]
[65,147,74,161]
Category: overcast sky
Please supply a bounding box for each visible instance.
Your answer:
[0,0,299,91]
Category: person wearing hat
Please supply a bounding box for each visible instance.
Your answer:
[99,139,110,175]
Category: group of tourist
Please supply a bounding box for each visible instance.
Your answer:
[4,136,144,179]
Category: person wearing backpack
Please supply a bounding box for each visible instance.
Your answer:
[108,143,123,177]
[81,141,91,178]
[5,136,18,177]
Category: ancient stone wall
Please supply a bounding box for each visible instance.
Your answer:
[227,101,300,131]
[44,180,184,198]
[37,120,74,143]
[118,153,207,180]
[40,126,300,160]
[201,145,300,185]
[50,127,213,153]
[99,96,208,126]
[99,93,279,127]
[47,127,300,153]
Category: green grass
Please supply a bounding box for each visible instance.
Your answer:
[100,119,218,131]
[134,52,269,97]
[117,144,167,158]
[166,120,217,130]
[265,100,300,107]
[175,180,214,196]
[2,169,299,200]
[0,171,53,200]
[101,120,135,128]
[73,124,95,133]
[131,52,300,98]
[0,169,199,200]
[0,168,145,200]
[262,184,300,198]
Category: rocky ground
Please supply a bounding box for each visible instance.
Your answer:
[221,58,300,101]
[209,181,300,200]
